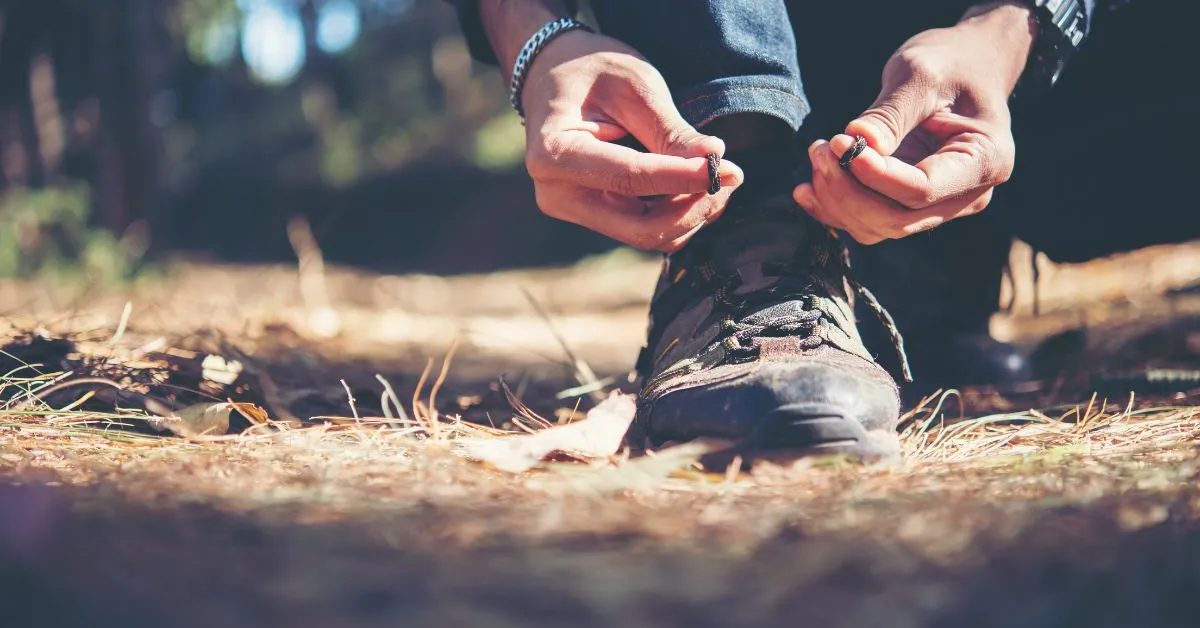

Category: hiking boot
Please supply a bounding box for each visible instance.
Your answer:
[634,192,907,463]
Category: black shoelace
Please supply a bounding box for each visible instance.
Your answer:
[719,301,825,360]
[697,247,914,383]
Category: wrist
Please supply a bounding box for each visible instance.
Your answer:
[480,0,573,79]
[958,2,1039,91]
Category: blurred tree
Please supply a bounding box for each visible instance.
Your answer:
[0,0,169,274]
[0,0,609,276]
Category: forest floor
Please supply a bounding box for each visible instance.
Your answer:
[4,241,1200,627]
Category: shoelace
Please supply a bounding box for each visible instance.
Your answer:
[698,252,914,383]
[720,303,825,359]
[853,281,913,383]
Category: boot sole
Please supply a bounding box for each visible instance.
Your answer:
[729,403,901,465]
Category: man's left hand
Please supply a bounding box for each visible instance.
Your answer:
[794,2,1038,244]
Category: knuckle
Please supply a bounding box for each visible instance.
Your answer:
[533,188,565,220]
[970,189,995,214]
[975,131,1016,186]
[849,228,884,246]
[903,188,939,210]
[659,126,689,151]
[895,49,944,86]
[526,134,565,179]
[524,152,549,179]
[862,104,905,143]
[607,167,651,196]
[542,134,569,163]
[995,137,1017,184]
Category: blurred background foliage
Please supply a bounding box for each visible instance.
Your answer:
[0,0,609,278]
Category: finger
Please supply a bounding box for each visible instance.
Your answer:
[608,73,726,159]
[536,183,725,251]
[808,141,992,243]
[845,69,946,157]
[535,131,744,196]
[831,128,1006,209]
[791,182,848,231]
[656,183,737,252]
[660,221,708,254]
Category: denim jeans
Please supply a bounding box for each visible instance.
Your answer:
[592,0,1196,340]
[592,1,810,131]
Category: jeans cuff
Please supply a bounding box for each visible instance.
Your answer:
[675,77,811,131]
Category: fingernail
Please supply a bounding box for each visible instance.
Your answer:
[793,183,815,208]
[829,134,855,156]
[845,119,888,153]
[808,142,829,173]
[720,160,744,187]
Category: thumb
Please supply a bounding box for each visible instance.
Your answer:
[652,112,726,160]
[845,74,942,157]
[617,79,725,159]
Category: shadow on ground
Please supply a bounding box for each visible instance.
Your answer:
[3,478,1199,628]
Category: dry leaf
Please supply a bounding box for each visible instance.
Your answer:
[457,392,636,472]
[156,402,233,437]
[230,402,271,426]
[539,442,712,494]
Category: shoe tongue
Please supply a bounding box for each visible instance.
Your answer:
[741,299,810,325]
[701,203,811,292]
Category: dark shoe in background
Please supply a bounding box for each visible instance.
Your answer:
[635,190,902,463]
[849,212,1032,401]
[900,333,1032,402]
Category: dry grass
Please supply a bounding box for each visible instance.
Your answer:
[4,348,1199,627]
[4,252,1200,626]
[3,341,1198,517]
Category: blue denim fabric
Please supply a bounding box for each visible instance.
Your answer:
[451,1,1102,132]
[591,1,809,131]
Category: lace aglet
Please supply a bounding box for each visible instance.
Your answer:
[898,347,914,384]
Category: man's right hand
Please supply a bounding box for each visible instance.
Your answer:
[482,3,743,252]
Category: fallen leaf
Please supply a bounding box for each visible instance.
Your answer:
[153,402,232,437]
[539,442,713,494]
[457,392,636,472]
[230,402,270,426]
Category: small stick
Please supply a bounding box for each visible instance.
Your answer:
[340,379,360,423]
[110,301,133,348]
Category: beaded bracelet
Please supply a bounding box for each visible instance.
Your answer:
[509,17,592,123]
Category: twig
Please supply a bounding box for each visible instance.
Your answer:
[555,376,617,400]
[340,379,361,423]
[519,286,606,402]
[110,301,133,348]
[375,373,410,429]
[427,337,462,441]
[412,358,434,432]
[9,377,125,411]
[499,376,552,430]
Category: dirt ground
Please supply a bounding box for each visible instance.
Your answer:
[4,241,1200,627]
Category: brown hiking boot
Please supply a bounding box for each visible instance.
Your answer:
[634,191,908,463]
